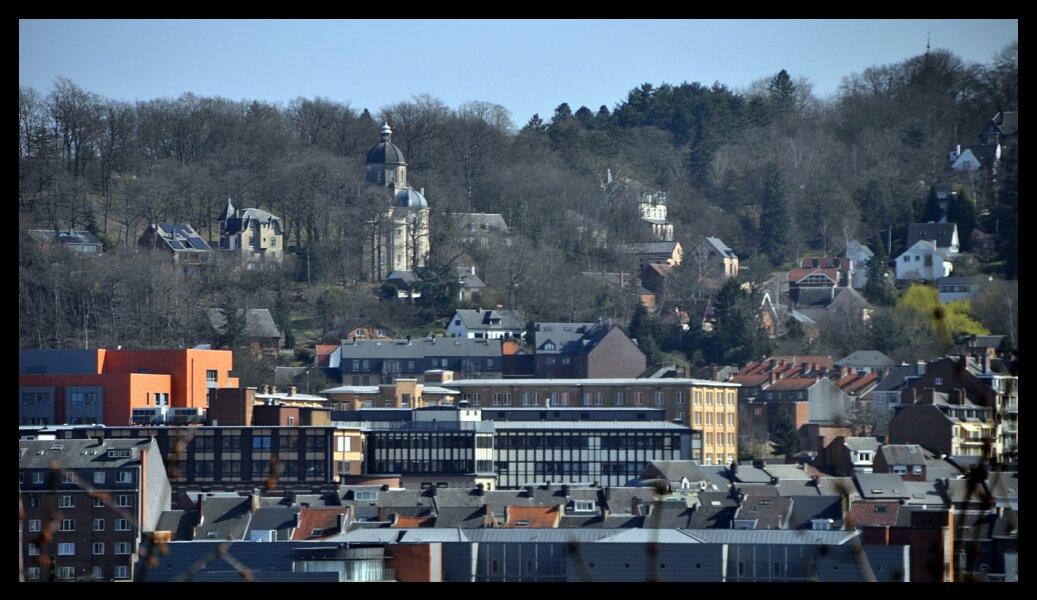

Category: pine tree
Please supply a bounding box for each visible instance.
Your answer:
[947,190,977,252]
[920,186,943,222]
[996,147,1018,278]
[863,245,894,306]
[760,163,793,265]
[770,410,802,457]
[768,69,796,116]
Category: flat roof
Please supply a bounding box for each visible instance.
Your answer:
[493,421,692,430]
[446,378,739,388]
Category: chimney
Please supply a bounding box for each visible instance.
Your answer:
[337,512,348,532]
[769,372,778,385]
[251,488,262,511]
[475,483,485,496]
[982,354,991,374]
[842,366,852,378]
[289,386,297,396]
[524,485,535,497]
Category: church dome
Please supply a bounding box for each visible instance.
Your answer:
[395,188,428,209]
[366,123,406,165]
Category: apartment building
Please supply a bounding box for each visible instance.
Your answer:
[19,348,238,426]
[337,338,503,385]
[19,438,170,582]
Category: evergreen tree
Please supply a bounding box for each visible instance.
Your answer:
[920,186,943,222]
[862,245,894,306]
[522,113,547,134]
[574,105,595,128]
[711,278,769,365]
[595,104,612,126]
[218,302,245,349]
[996,147,1018,278]
[760,163,793,265]
[947,190,977,252]
[770,410,803,457]
[768,69,796,116]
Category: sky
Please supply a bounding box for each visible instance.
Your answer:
[20,19,1018,127]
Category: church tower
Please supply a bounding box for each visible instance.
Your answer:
[362,124,430,281]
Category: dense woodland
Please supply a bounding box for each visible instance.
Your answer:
[19,44,1018,380]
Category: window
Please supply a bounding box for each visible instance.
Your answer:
[91,566,102,580]
[59,519,75,531]
[115,519,131,531]
[654,391,665,406]
[115,542,132,555]
[58,495,74,508]
[92,542,105,555]
[738,562,745,576]
[116,494,131,507]
[93,471,106,485]
[116,471,133,484]
[58,542,75,556]
[912,465,923,475]
[28,519,40,532]
[62,471,76,484]
[694,413,702,426]
[57,566,76,580]
[491,559,499,575]
[934,378,943,385]
[206,369,218,387]
[27,544,40,556]
[613,392,624,406]
[892,465,907,475]
[27,567,39,580]
[92,518,104,532]
[694,391,702,405]
[115,566,129,579]
[526,559,534,575]
[676,392,685,405]
[32,472,44,484]
[93,496,104,508]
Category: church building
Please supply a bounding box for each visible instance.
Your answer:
[362,124,431,281]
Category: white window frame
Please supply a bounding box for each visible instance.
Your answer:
[115,494,131,507]
[114,565,130,580]
[32,471,44,484]
[58,495,74,508]
[115,519,131,531]
[27,567,40,580]
[57,542,76,556]
[93,471,106,485]
[28,519,41,532]
[91,566,103,580]
[93,518,105,531]
[59,518,75,532]
[116,471,133,484]
[27,543,40,556]
[115,541,132,555]
[92,542,105,555]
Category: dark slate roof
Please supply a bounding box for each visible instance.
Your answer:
[558,515,644,528]
[431,506,488,528]
[854,473,910,500]
[602,487,661,515]
[150,223,213,253]
[246,506,297,541]
[395,187,428,209]
[338,337,502,360]
[688,492,739,528]
[795,287,835,307]
[19,438,152,469]
[945,471,1018,503]
[937,275,994,287]
[829,286,871,312]
[644,460,708,484]
[366,129,406,165]
[451,212,510,234]
[643,500,695,529]
[616,241,680,255]
[871,365,921,392]
[195,497,254,541]
[457,267,486,290]
[877,444,927,467]
[155,510,197,540]
[835,351,897,368]
[138,541,345,582]
[906,223,958,249]
[383,270,420,291]
[735,496,792,529]
[222,207,284,235]
[452,309,525,332]
[702,236,736,258]
[534,322,596,354]
[206,308,282,340]
[787,495,843,529]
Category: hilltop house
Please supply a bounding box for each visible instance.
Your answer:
[447,309,526,340]
[28,229,104,255]
[895,241,953,282]
[138,223,213,265]
[218,200,285,267]
[206,308,283,358]
[845,240,874,289]
[905,223,959,256]
[533,321,646,379]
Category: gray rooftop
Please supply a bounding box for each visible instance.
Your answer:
[702,236,737,259]
[877,444,927,467]
[616,241,680,255]
[451,309,525,332]
[338,337,503,360]
[835,351,897,368]
[854,473,910,500]
[207,308,282,340]
[19,438,153,470]
[446,377,738,388]
[906,222,958,249]
[493,420,692,431]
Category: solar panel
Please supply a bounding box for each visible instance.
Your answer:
[187,236,211,250]
[169,241,185,250]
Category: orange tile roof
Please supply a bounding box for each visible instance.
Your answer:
[731,374,769,386]
[847,500,901,528]
[292,507,349,540]
[788,268,839,284]
[766,377,820,391]
[502,340,522,356]
[503,505,561,528]
[393,515,436,528]
[841,372,880,394]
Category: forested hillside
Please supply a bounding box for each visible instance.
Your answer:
[19,44,1018,376]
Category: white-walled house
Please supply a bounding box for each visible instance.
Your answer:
[948,145,982,172]
[905,223,959,256]
[895,241,953,281]
[446,308,526,340]
[845,240,874,289]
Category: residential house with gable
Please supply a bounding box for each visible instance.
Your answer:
[217,200,285,267]
[533,321,646,379]
[845,240,874,289]
[895,240,953,282]
[906,222,960,256]
[447,309,526,340]
[138,223,213,265]
[28,229,104,255]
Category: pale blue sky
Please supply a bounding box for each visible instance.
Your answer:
[20,19,1017,126]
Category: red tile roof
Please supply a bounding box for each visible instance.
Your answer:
[799,257,852,270]
[838,372,880,394]
[731,374,770,386]
[503,505,561,528]
[847,500,901,528]
[393,515,436,528]
[292,507,348,540]
[788,268,839,284]
[766,377,820,391]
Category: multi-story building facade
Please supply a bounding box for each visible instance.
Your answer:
[19,438,170,582]
[322,378,460,410]
[444,378,737,466]
[217,201,285,267]
[19,348,238,426]
[337,338,504,385]
[23,425,363,495]
[533,322,646,379]
[888,389,1000,459]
